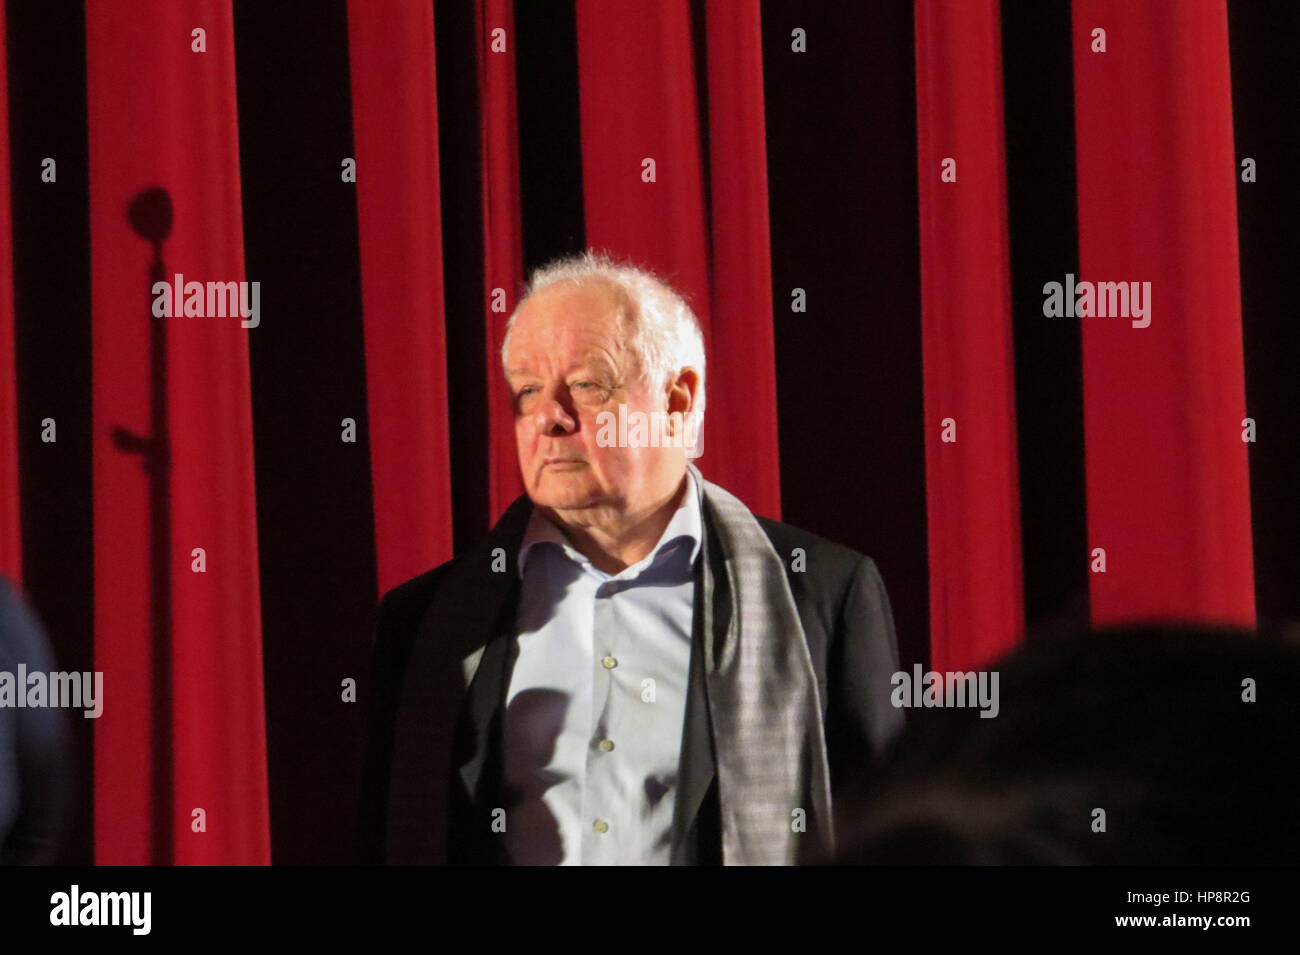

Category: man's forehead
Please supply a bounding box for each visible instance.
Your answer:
[522,279,627,325]
[508,284,630,367]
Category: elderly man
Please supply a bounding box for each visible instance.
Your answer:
[361,251,903,865]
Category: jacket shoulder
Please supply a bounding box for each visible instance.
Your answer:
[755,516,873,579]
[751,515,890,639]
[380,560,454,622]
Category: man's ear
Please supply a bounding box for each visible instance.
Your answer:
[666,367,700,415]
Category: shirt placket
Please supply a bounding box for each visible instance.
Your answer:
[583,573,624,863]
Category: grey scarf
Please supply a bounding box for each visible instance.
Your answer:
[687,463,835,864]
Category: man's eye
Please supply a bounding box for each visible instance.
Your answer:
[517,385,538,397]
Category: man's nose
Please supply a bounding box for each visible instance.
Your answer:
[533,393,577,436]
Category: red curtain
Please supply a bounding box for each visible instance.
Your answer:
[85,0,269,864]
[914,0,1025,670]
[346,0,455,594]
[477,0,527,524]
[575,0,781,518]
[1072,0,1255,628]
[2,0,1277,863]
[0,2,18,584]
[703,0,782,520]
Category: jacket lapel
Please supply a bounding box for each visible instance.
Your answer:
[386,494,531,864]
[670,498,728,863]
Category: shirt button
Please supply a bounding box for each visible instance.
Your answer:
[598,739,615,752]
[593,819,609,834]
[602,655,617,669]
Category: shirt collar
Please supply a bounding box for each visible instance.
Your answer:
[518,469,703,580]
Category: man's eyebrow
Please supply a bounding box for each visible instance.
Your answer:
[571,355,618,374]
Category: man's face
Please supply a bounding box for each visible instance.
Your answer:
[505,280,686,520]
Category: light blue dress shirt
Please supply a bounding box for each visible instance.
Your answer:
[502,471,702,865]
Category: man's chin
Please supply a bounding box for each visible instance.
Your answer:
[527,472,602,511]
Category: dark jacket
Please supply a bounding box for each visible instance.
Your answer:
[360,493,904,864]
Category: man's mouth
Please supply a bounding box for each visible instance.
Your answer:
[542,458,585,469]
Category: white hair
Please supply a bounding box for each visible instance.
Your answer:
[501,250,707,425]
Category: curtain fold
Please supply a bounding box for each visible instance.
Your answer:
[1072,0,1255,627]
[86,0,269,864]
[477,0,526,524]
[575,0,710,326]
[703,0,781,520]
[0,2,19,584]
[574,0,782,517]
[914,0,1025,670]
[346,0,455,594]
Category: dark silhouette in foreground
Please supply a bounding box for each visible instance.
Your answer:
[825,623,1300,865]
[0,576,72,864]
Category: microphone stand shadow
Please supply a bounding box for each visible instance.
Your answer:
[110,186,175,865]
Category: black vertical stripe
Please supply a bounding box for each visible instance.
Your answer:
[1001,0,1090,638]
[514,0,585,276]
[436,0,489,552]
[689,0,713,261]
[233,0,376,865]
[1228,0,1300,632]
[760,0,930,671]
[6,0,94,865]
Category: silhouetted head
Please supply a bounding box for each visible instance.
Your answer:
[825,623,1300,865]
